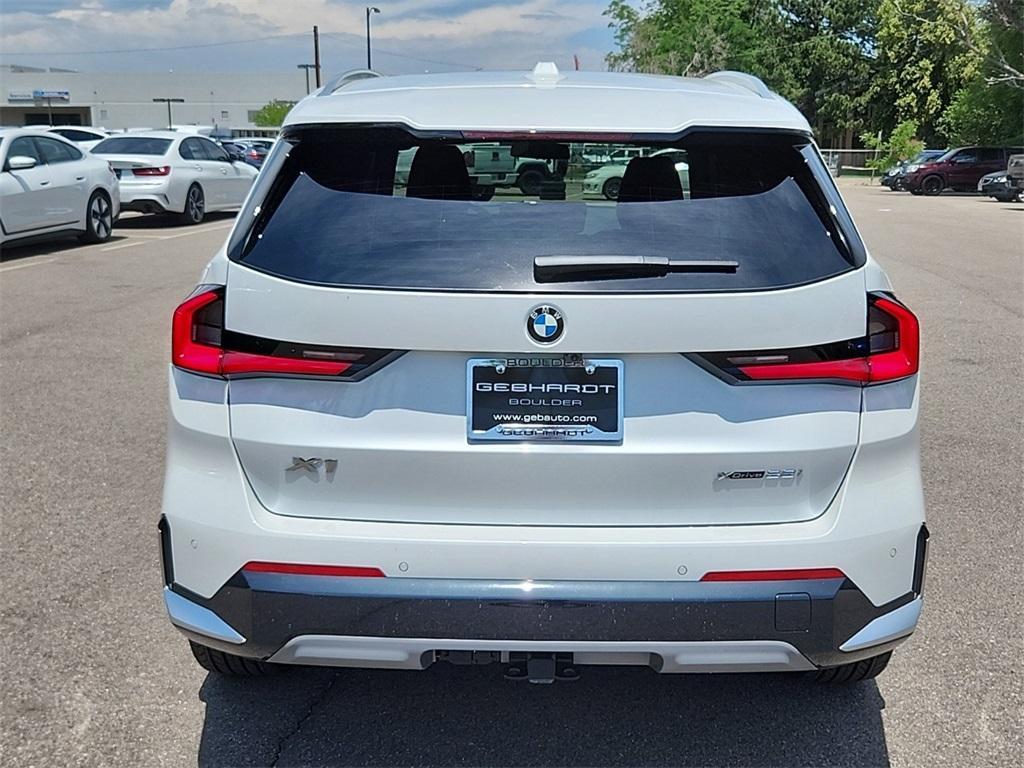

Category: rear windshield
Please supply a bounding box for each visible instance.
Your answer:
[233,128,862,293]
[92,137,171,155]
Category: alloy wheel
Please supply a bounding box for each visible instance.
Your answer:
[90,194,112,239]
[188,187,205,222]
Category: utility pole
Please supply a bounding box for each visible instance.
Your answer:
[313,26,322,88]
[365,7,380,70]
[152,97,184,129]
[297,64,316,94]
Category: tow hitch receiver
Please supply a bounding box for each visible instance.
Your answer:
[503,652,580,684]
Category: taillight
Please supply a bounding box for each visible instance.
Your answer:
[171,286,394,379]
[693,294,919,385]
[132,166,171,176]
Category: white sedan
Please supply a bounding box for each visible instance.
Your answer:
[0,128,120,247]
[44,126,109,151]
[91,131,258,225]
[582,149,690,200]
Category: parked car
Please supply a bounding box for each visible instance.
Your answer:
[223,140,269,168]
[43,125,110,151]
[880,149,944,191]
[1006,153,1024,200]
[217,141,248,164]
[395,143,561,199]
[245,138,277,152]
[977,170,1018,202]
[91,131,258,224]
[0,127,119,247]
[583,148,689,200]
[905,146,1024,196]
[162,64,926,686]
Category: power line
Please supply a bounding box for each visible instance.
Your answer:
[321,31,483,70]
[0,31,308,56]
[2,28,485,70]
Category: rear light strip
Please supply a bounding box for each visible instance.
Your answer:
[172,286,397,379]
[700,568,846,582]
[132,166,171,176]
[244,562,842,583]
[244,562,386,578]
[693,294,919,385]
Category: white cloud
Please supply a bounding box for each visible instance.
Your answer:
[0,0,613,72]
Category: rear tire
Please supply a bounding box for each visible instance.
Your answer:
[517,168,545,196]
[602,177,622,201]
[189,641,278,677]
[79,190,113,243]
[811,651,892,684]
[179,184,206,225]
[921,175,944,196]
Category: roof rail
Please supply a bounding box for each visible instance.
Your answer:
[703,71,773,99]
[317,69,384,97]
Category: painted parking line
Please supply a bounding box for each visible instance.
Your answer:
[0,258,58,274]
[101,240,144,252]
[155,223,233,240]
[1,221,234,272]
[116,223,232,240]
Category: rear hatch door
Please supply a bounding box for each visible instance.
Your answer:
[223,129,867,527]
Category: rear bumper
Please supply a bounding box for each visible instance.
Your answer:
[121,196,171,214]
[163,535,927,672]
[119,183,178,213]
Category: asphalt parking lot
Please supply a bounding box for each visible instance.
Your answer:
[1,183,1021,767]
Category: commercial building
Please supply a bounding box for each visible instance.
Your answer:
[1,65,307,132]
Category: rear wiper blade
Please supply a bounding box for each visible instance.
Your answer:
[534,255,739,283]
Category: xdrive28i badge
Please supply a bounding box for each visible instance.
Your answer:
[527,305,564,343]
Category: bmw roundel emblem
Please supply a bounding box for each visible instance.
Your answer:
[527,305,564,343]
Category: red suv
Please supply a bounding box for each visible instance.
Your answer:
[906,146,1024,196]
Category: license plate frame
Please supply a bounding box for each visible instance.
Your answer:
[466,357,623,443]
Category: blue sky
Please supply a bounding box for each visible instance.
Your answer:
[0,0,619,75]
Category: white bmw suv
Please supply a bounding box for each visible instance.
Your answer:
[161,65,927,684]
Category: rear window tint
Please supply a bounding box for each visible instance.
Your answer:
[92,137,172,155]
[234,128,862,293]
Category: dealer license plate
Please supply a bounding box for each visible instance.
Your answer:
[467,357,623,442]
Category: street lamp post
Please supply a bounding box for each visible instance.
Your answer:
[365,7,381,70]
[153,97,184,129]
[297,64,316,94]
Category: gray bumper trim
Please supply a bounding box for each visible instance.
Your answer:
[243,572,843,602]
[164,587,245,645]
[268,635,816,673]
[840,596,921,652]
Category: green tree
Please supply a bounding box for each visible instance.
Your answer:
[604,1,882,144]
[604,0,762,76]
[938,0,1023,144]
[758,1,881,144]
[861,119,925,169]
[251,99,296,127]
[872,0,981,143]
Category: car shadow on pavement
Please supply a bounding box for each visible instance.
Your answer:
[197,665,889,767]
[0,233,127,262]
[114,211,236,229]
